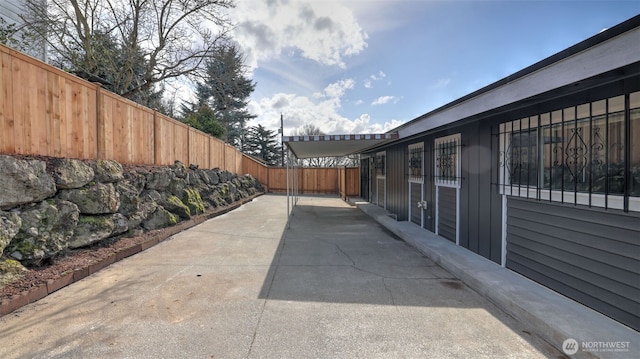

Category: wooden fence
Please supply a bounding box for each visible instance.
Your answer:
[241,156,360,197]
[0,44,359,195]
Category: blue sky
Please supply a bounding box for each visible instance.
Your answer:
[228,0,639,135]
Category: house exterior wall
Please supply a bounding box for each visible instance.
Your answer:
[506,197,639,330]
[0,0,46,61]
[0,0,23,24]
[364,54,640,330]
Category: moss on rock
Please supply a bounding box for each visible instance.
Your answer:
[182,188,205,215]
[0,258,27,288]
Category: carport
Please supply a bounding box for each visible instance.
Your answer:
[281,133,398,224]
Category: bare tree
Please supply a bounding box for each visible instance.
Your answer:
[22,0,234,103]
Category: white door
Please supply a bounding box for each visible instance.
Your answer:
[408,143,424,227]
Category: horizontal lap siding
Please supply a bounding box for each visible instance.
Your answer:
[506,198,640,330]
[438,186,457,242]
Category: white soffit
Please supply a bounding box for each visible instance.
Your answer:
[283,133,399,159]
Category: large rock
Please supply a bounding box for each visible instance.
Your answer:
[145,168,174,191]
[123,170,147,194]
[168,177,187,197]
[0,156,56,210]
[126,191,159,229]
[92,159,124,183]
[8,199,79,265]
[51,158,95,189]
[116,180,140,216]
[159,194,191,220]
[206,170,220,185]
[170,161,187,179]
[142,207,178,230]
[0,211,22,256]
[194,169,212,185]
[68,213,129,248]
[58,182,120,214]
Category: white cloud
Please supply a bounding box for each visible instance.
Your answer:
[371,96,399,105]
[247,87,404,136]
[321,79,355,99]
[230,0,368,70]
[364,70,387,89]
[370,71,386,81]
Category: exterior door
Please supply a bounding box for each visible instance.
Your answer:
[434,134,461,244]
[408,143,424,226]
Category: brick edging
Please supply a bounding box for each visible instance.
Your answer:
[0,192,263,317]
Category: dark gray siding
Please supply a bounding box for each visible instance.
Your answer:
[460,121,503,262]
[363,121,503,262]
[423,142,435,232]
[360,158,370,201]
[410,182,422,224]
[382,144,409,220]
[506,198,640,330]
[438,187,457,242]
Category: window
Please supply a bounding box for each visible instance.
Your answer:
[375,152,386,177]
[435,134,461,187]
[499,91,640,212]
[408,143,424,182]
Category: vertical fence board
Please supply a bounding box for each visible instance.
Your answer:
[0,49,14,153]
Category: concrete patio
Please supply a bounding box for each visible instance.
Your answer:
[0,194,561,358]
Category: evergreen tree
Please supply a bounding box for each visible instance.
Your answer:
[194,43,256,148]
[244,125,282,166]
[182,106,226,139]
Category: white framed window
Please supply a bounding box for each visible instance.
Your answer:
[435,134,461,188]
[408,142,424,183]
[499,91,640,212]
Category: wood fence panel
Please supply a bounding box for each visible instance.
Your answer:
[268,168,287,192]
[242,155,269,186]
[345,167,360,196]
[100,91,154,164]
[298,168,338,194]
[224,144,236,172]
[154,113,189,165]
[1,47,98,159]
[70,77,98,159]
[235,151,243,174]
[209,138,225,169]
[188,128,210,168]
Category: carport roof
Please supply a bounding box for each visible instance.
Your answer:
[283,133,398,159]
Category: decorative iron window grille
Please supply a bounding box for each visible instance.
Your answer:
[498,91,640,212]
[375,153,386,177]
[435,134,461,187]
[408,143,424,182]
